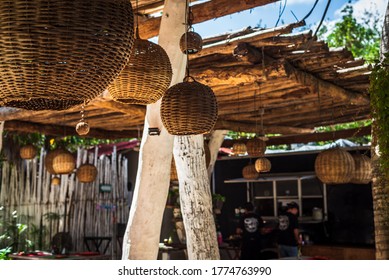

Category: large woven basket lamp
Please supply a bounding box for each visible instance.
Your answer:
[108,26,172,104]
[0,0,134,108]
[255,157,271,173]
[242,163,259,180]
[246,137,266,157]
[232,141,247,156]
[161,76,218,135]
[350,153,372,184]
[315,148,355,184]
[77,164,98,183]
[45,148,76,175]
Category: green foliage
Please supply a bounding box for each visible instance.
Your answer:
[318,2,381,63]
[370,53,389,175]
[212,193,226,203]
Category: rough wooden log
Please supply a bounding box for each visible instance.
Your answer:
[137,0,279,39]
[214,120,313,135]
[221,125,371,147]
[90,99,146,116]
[4,120,138,139]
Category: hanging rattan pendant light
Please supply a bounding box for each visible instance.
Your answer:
[179,6,203,54]
[242,163,259,179]
[161,76,218,135]
[255,157,271,172]
[77,164,98,183]
[0,0,135,108]
[108,1,172,105]
[350,153,372,184]
[161,0,217,135]
[232,141,247,156]
[20,144,38,160]
[45,148,76,175]
[4,98,84,111]
[315,147,355,184]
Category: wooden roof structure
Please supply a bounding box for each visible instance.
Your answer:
[0,0,372,144]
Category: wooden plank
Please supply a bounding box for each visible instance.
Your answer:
[137,0,280,39]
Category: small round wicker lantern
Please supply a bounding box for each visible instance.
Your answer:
[51,176,61,187]
[77,164,98,183]
[246,137,266,157]
[0,0,135,106]
[242,163,259,180]
[45,149,62,175]
[161,77,218,135]
[315,148,355,184]
[255,157,271,173]
[76,121,90,136]
[20,144,37,160]
[108,33,172,105]
[232,141,247,156]
[180,31,203,54]
[350,153,372,184]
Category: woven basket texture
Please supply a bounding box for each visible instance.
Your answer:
[5,98,83,111]
[242,164,259,180]
[20,144,37,160]
[255,157,271,172]
[315,148,355,184]
[350,153,372,184]
[0,0,134,106]
[77,164,98,183]
[233,142,247,156]
[45,148,75,175]
[246,138,266,157]
[161,79,218,135]
[179,31,203,54]
[108,38,172,105]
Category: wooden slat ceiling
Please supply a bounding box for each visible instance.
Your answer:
[0,0,372,141]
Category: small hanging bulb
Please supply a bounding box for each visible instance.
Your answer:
[76,103,90,135]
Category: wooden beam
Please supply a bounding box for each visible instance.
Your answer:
[284,62,370,106]
[214,119,313,135]
[4,120,138,139]
[138,0,280,39]
[90,99,146,116]
[221,125,371,147]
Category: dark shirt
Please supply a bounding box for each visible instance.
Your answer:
[277,212,298,246]
[239,212,263,243]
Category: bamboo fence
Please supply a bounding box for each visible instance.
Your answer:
[0,146,129,259]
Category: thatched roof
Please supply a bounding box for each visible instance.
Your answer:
[0,0,371,143]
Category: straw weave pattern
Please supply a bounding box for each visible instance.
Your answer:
[77,164,98,183]
[108,38,172,105]
[161,79,218,135]
[246,138,266,157]
[315,148,355,184]
[179,31,203,54]
[0,0,134,105]
[255,157,271,172]
[5,98,83,111]
[350,153,372,184]
[20,144,37,160]
[242,163,259,180]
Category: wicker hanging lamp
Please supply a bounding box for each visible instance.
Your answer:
[0,0,135,107]
[161,1,217,135]
[20,144,38,160]
[108,23,172,104]
[179,6,202,54]
[255,157,271,173]
[232,141,247,156]
[77,164,98,183]
[315,148,355,184]
[45,148,76,175]
[161,76,218,135]
[75,103,90,136]
[350,153,372,184]
[242,163,259,180]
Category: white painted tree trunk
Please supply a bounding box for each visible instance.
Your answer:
[122,0,186,260]
[174,135,220,259]
[207,130,228,182]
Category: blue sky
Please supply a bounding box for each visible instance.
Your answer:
[193,0,388,39]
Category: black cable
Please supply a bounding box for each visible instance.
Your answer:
[302,0,319,22]
[275,0,287,27]
[313,0,332,38]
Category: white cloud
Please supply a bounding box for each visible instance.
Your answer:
[286,0,317,4]
[335,0,387,28]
